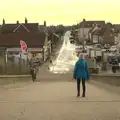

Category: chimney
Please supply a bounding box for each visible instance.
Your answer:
[44,21,46,26]
[25,17,28,24]
[16,20,19,24]
[3,19,5,25]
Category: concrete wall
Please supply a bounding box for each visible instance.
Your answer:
[90,75,120,95]
[91,75,120,86]
[0,76,31,85]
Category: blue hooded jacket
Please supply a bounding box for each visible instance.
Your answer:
[73,59,90,80]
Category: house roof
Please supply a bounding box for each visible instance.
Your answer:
[90,22,114,36]
[112,24,120,33]
[38,25,48,32]
[0,32,46,47]
[92,28,102,35]
[0,24,18,33]
[48,32,60,42]
[79,21,105,28]
[23,23,39,32]
[0,23,40,34]
[113,24,120,28]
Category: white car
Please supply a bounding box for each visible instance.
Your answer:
[86,46,93,50]
[110,46,117,52]
[75,46,83,52]
[95,44,102,49]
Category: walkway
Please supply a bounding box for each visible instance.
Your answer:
[0,80,120,120]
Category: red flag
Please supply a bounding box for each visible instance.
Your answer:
[20,40,27,52]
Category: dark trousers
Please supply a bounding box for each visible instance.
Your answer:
[77,78,86,94]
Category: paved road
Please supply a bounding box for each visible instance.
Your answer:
[0,74,120,120]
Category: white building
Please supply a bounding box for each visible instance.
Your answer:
[78,20,105,43]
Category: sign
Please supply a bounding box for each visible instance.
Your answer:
[20,40,27,53]
[28,48,43,52]
[7,48,21,52]
[7,48,43,52]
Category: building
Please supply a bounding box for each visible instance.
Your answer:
[90,22,114,45]
[101,23,114,45]
[47,26,60,49]
[91,25,102,44]
[0,32,51,61]
[113,24,120,31]
[78,19,105,43]
[0,18,52,62]
[0,18,47,34]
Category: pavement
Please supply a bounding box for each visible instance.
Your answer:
[0,81,120,120]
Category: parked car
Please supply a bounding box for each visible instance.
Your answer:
[109,46,117,52]
[102,44,110,52]
[104,44,110,49]
[75,45,87,53]
[95,44,102,49]
[86,45,93,50]
[108,55,118,64]
[75,46,83,53]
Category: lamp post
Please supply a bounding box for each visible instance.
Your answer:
[97,33,99,44]
[83,21,84,44]
[82,21,85,52]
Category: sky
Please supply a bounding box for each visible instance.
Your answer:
[0,0,120,25]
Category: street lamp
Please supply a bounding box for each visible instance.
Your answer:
[98,32,100,44]
[82,21,84,47]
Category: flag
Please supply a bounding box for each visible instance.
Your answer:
[20,40,27,52]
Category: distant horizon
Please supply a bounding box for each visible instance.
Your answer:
[0,18,119,26]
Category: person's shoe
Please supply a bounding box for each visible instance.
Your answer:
[82,93,85,97]
[77,93,80,97]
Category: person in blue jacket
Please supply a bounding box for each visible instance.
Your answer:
[73,53,90,97]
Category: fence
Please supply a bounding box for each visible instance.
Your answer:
[0,48,30,75]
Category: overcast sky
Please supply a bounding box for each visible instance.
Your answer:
[0,0,120,25]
